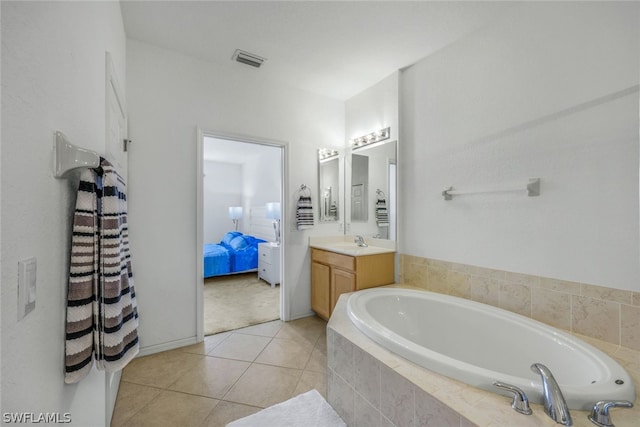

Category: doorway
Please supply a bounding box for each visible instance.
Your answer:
[196,130,287,340]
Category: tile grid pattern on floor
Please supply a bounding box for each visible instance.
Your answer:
[111,317,328,427]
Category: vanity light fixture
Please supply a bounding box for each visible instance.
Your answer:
[318,148,339,162]
[350,127,390,150]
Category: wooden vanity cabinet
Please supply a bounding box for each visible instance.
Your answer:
[311,261,332,320]
[311,248,394,320]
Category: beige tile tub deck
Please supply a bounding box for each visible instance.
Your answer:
[328,291,640,427]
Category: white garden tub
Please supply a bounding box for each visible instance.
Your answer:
[347,288,635,410]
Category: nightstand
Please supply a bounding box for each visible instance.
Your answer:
[258,242,280,287]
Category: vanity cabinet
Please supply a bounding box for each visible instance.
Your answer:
[311,248,394,320]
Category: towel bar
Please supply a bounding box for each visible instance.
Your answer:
[53,131,100,178]
[442,178,540,200]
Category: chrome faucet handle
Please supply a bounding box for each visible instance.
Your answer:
[493,381,533,415]
[588,400,633,427]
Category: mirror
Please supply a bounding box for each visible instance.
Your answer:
[345,140,397,240]
[350,154,368,222]
[318,149,340,222]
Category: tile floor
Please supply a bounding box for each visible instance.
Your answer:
[111,316,328,427]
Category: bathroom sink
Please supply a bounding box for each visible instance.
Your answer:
[328,242,362,249]
[310,241,394,256]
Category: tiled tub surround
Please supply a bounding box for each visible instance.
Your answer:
[346,287,635,410]
[327,293,640,427]
[400,254,640,351]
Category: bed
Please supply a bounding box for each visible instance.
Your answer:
[204,231,267,278]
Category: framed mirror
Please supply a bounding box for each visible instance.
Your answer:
[318,149,340,222]
[345,140,397,240]
[350,154,368,222]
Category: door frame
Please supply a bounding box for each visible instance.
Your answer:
[196,128,289,341]
[105,51,126,427]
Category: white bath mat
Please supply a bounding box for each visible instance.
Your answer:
[226,389,346,427]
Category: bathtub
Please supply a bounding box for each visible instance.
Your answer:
[347,287,635,411]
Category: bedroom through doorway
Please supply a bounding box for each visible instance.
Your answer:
[197,133,284,336]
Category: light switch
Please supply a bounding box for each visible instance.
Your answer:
[18,257,36,320]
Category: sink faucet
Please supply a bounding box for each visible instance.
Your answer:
[354,235,368,247]
[531,363,572,426]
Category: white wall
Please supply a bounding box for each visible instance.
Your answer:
[345,72,399,237]
[242,148,281,209]
[1,1,126,424]
[400,2,639,290]
[346,72,399,144]
[126,40,344,351]
[203,161,243,243]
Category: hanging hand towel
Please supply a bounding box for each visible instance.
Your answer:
[328,201,338,218]
[296,195,314,230]
[65,158,139,384]
[375,197,389,227]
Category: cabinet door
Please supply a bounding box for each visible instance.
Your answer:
[311,261,331,320]
[331,268,355,313]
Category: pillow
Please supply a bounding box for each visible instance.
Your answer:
[229,235,249,251]
[245,236,266,246]
[222,231,242,245]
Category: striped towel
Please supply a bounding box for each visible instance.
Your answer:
[329,202,338,218]
[375,198,389,227]
[64,158,139,384]
[296,195,314,230]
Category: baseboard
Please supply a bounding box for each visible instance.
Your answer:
[289,310,316,321]
[137,336,200,358]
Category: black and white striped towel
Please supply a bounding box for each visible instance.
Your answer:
[64,158,139,384]
[296,195,314,230]
[375,198,389,227]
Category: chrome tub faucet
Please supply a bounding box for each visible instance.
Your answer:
[531,363,572,425]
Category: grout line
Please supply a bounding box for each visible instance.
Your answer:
[160,388,221,401]
[111,381,170,427]
[251,334,274,363]
[197,399,223,427]
[217,334,275,404]
[218,365,250,404]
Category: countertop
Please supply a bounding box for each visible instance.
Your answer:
[309,235,395,257]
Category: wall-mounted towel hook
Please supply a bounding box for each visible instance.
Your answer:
[53,131,100,178]
[299,184,311,197]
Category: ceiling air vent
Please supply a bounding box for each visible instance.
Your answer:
[232,49,265,68]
